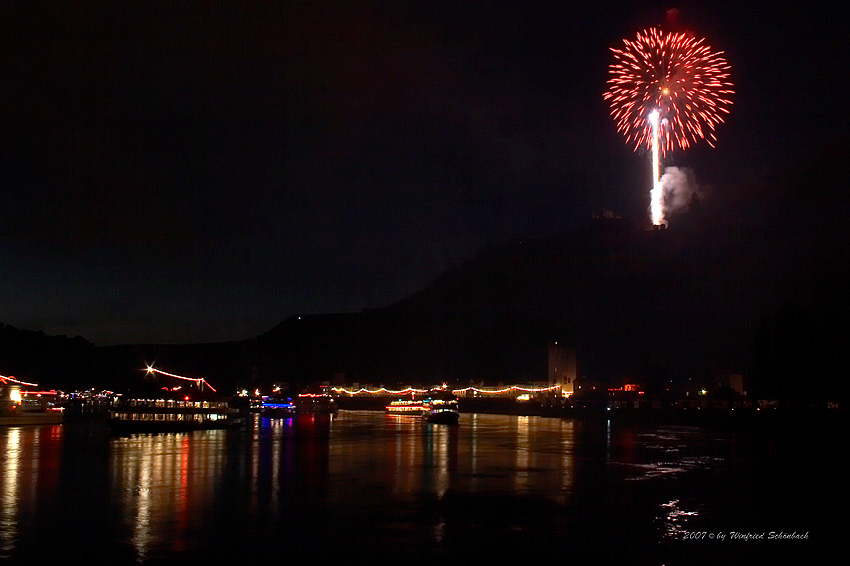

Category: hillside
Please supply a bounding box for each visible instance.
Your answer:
[253,149,848,402]
[2,137,848,403]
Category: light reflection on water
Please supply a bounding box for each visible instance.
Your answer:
[0,425,63,561]
[110,431,226,560]
[609,425,725,481]
[0,427,20,560]
[0,412,837,564]
[326,412,577,508]
[658,499,702,539]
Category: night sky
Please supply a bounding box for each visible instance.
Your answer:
[1,1,846,345]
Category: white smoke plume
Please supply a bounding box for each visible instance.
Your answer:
[659,166,703,222]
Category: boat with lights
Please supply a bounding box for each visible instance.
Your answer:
[260,395,296,418]
[422,390,460,424]
[385,398,429,416]
[108,388,240,433]
[294,391,338,414]
[1,376,64,426]
[107,367,241,433]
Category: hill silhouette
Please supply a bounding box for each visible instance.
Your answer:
[2,136,848,405]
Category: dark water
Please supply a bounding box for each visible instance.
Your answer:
[0,411,844,564]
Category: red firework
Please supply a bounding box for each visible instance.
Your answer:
[603,27,733,156]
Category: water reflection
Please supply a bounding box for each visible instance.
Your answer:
[607,425,725,481]
[324,412,578,508]
[0,415,724,562]
[422,420,457,498]
[0,427,21,559]
[246,414,296,518]
[458,413,577,504]
[657,499,701,539]
[0,425,63,560]
[110,429,227,561]
[1,412,833,563]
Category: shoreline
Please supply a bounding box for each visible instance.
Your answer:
[334,395,844,430]
[57,396,844,435]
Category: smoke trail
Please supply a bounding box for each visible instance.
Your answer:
[658,166,702,224]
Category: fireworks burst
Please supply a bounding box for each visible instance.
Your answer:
[603,27,733,156]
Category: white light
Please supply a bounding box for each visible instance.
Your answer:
[648,108,664,226]
[648,108,659,126]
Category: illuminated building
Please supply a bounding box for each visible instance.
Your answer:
[548,341,576,397]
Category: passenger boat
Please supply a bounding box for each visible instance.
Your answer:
[107,367,241,433]
[1,379,64,426]
[108,389,241,433]
[385,398,429,416]
[260,395,296,418]
[294,391,338,414]
[422,390,460,424]
[386,389,460,423]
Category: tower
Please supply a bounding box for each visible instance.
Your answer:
[548,341,577,397]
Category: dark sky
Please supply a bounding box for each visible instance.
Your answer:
[1,1,846,345]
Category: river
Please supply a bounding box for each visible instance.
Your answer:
[0,410,843,564]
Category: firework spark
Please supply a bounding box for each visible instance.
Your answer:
[603,27,733,156]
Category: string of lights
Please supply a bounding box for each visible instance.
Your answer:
[454,385,563,395]
[0,374,40,387]
[145,366,217,393]
[332,386,430,396]
[332,384,563,396]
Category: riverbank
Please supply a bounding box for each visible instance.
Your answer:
[334,395,845,430]
[60,394,844,435]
